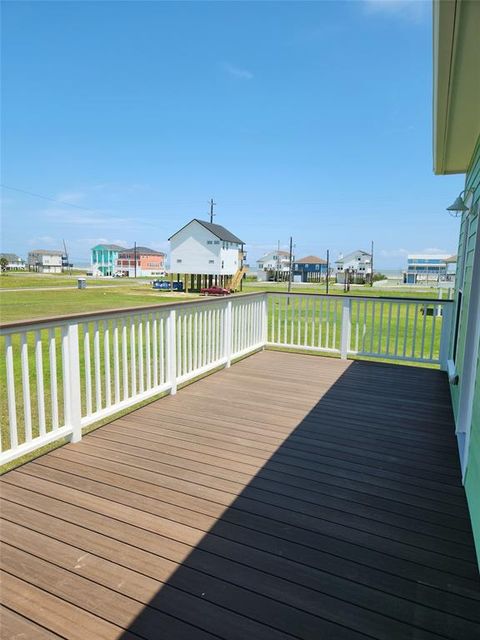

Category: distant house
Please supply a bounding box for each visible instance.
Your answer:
[0,253,25,271]
[169,219,245,288]
[446,255,457,281]
[27,250,64,273]
[335,250,372,284]
[256,250,291,282]
[90,244,125,276]
[404,254,450,284]
[293,255,327,283]
[117,246,166,277]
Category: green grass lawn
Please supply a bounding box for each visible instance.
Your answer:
[0,284,196,323]
[0,272,153,289]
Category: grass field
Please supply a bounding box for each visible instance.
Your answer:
[1,272,445,323]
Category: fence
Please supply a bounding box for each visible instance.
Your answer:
[0,292,452,465]
[267,293,453,364]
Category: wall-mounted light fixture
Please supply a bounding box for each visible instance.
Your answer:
[446,190,470,217]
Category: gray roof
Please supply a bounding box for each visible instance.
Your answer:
[0,253,23,262]
[169,219,244,244]
[120,246,165,256]
[92,244,125,251]
[28,249,64,256]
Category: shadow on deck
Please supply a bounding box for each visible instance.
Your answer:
[1,351,479,639]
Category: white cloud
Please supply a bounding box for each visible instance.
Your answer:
[27,235,58,247]
[55,191,86,204]
[422,247,449,254]
[380,247,409,258]
[362,0,428,23]
[43,208,154,229]
[222,63,254,80]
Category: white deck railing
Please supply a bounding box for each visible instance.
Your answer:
[267,293,453,364]
[0,292,452,465]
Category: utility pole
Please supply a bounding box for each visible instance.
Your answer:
[326,249,329,295]
[370,240,374,286]
[134,241,137,279]
[287,236,293,294]
[209,198,216,224]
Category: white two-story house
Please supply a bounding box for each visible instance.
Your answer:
[169,219,244,286]
[335,249,372,284]
[256,250,292,281]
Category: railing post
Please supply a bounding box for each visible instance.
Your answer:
[168,308,177,394]
[225,299,232,367]
[262,294,268,347]
[340,298,351,360]
[439,302,453,371]
[68,323,82,443]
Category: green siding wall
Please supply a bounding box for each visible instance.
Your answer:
[465,354,480,567]
[451,135,480,567]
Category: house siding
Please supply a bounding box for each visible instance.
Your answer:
[450,135,480,566]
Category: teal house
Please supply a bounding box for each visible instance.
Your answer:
[90,243,125,276]
[434,0,480,566]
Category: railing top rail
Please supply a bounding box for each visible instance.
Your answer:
[0,291,264,332]
[267,291,453,304]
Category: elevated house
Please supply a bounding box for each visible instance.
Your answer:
[335,249,372,284]
[169,219,245,290]
[256,250,291,281]
[27,249,64,273]
[0,253,25,270]
[116,246,166,278]
[90,244,125,276]
[404,253,450,284]
[293,255,328,282]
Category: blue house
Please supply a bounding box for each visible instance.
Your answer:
[293,255,328,282]
[404,253,450,284]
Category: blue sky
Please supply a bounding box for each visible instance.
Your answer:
[1,0,465,268]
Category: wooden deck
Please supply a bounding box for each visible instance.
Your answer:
[1,351,479,639]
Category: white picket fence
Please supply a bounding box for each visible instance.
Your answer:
[0,292,452,466]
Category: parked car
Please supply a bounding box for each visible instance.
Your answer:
[200,286,231,296]
[152,280,184,291]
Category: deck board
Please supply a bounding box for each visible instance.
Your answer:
[1,351,479,639]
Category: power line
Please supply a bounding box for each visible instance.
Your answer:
[0,184,100,212]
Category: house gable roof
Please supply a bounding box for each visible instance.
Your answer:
[92,244,126,251]
[29,249,64,256]
[335,250,371,264]
[0,253,22,262]
[257,250,289,262]
[295,255,327,264]
[168,219,244,244]
[120,247,165,256]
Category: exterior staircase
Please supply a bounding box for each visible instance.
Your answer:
[229,266,247,291]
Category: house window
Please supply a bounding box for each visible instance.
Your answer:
[214,240,220,245]
[207,240,213,245]
[315,265,319,270]
[176,259,182,263]
[305,264,309,268]
[209,259,214,264]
